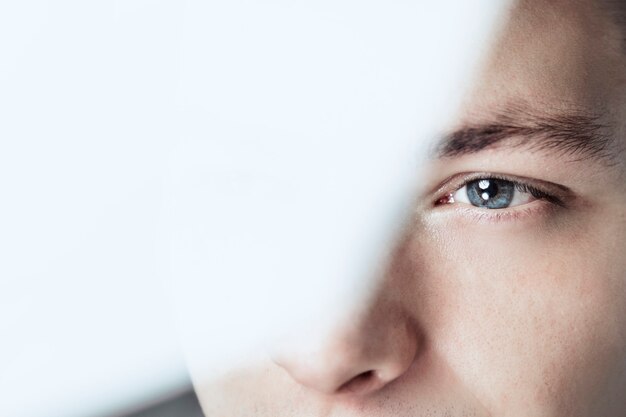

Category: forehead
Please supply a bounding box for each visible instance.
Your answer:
[461,0,626,116]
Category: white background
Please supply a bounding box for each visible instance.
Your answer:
[1,2,189,417]
[0,1,507,416]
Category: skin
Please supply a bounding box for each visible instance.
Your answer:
[194,0,626,415]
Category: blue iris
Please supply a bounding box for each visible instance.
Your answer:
[466,179,515,209]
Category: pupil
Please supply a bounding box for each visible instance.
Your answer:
[466,179,514,209]
[478,180,498,200]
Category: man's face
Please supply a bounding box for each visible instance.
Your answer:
[196,1,626,415]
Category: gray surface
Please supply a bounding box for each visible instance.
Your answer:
[116,391,204,417]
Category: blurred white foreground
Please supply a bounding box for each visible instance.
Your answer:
[0,2,188,417]
[167,0,509,386]
[0,2,509,416]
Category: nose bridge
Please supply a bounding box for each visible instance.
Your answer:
[271,285,420,396]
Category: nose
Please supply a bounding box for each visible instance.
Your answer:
[271,303,420,396]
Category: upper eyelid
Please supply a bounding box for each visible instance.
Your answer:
[430,172,572,205]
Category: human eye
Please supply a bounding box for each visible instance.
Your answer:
[432,173,569,223]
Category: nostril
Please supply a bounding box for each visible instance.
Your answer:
[336,370,380,395]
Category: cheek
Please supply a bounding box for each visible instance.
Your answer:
[415,217,626,415]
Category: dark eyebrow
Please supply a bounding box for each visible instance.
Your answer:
[433,106,618,165]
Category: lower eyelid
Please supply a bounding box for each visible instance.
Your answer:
[435,199,559,225]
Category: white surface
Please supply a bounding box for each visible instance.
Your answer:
[0,2,189,417]
[166,0,509,382]
[0,1,509,416]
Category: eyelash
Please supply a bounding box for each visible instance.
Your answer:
[432,174,566,223]
[512,182,563,206]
